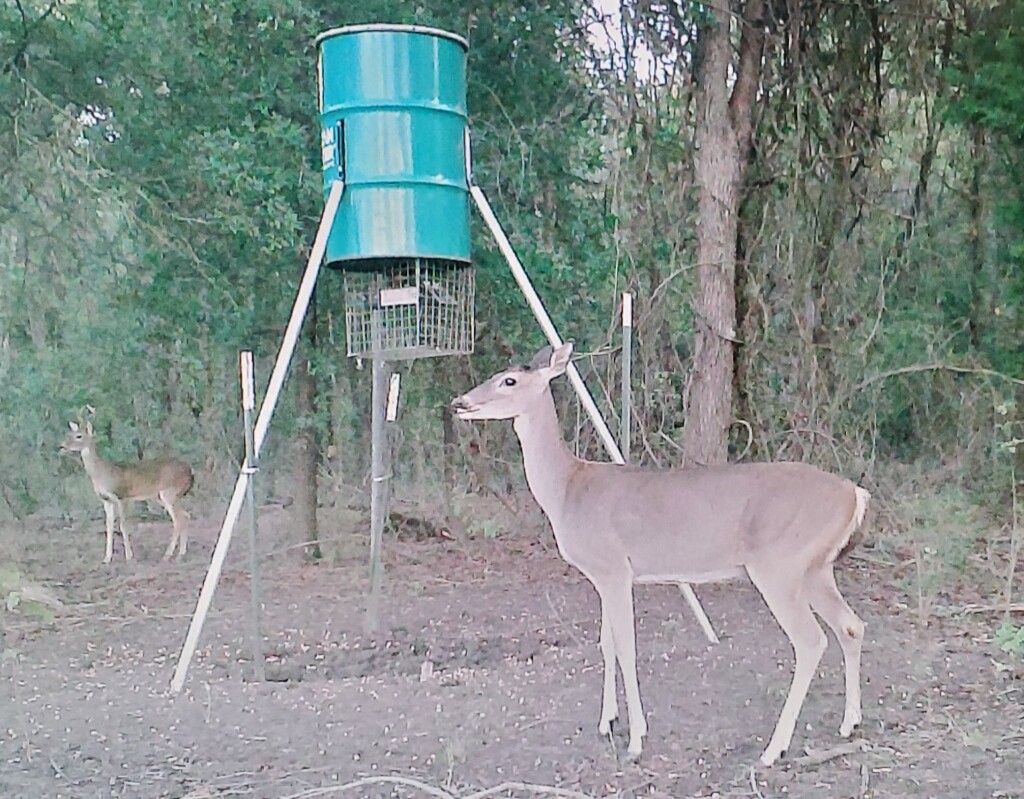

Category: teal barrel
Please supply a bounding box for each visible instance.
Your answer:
[316,24,470,266]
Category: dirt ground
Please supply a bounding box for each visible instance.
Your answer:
[1,505,1022,799]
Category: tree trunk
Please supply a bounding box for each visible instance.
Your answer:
[685,1,764,466]
[967,126,986,349]
[293,303,322,561]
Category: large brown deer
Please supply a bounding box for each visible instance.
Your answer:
[63,421,194,564]
[451,343,869,766]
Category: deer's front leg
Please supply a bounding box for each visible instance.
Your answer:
[597,578,646,759]
[598,601,619,736]
[102,500,116,564]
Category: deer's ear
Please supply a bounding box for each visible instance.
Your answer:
[68,421,79,432]
[529,346,554,371]
[546,342,573,376]
[529,341,573,377]
[85,421,94,435]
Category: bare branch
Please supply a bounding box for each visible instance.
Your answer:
[850,364,1024,398]
[3,0,61,76]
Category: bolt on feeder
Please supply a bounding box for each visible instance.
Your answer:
[316,24,474,360]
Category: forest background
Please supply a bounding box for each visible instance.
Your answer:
[2,0,1023,640]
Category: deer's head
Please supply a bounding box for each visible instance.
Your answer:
[451,342,573,421]
[62,420,97,454]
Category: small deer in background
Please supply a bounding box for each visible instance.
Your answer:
[63,421,194,564]
[452,343,870,766]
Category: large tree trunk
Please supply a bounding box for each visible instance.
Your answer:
[685,1,764,466]
[293,302,322,561]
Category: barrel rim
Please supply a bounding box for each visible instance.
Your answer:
[315,24,468,52]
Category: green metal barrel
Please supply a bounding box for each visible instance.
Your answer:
[316,24,470,266]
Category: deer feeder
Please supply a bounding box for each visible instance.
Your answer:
[316,24,474,360]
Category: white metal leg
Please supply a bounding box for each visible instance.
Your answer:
[170,180,345,692]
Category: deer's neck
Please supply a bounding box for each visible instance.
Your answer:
[513,388,577,519]
[78,445,109,479]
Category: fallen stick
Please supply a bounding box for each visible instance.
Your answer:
[793,739,870,767]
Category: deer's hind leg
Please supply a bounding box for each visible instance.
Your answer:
[115,498,133,561]
[158,491,186,560]
[747,563,828,766]
[807,565,865,737]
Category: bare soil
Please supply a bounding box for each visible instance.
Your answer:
[1,506,1022,799]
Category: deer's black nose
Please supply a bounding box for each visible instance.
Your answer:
[450,396,470,411]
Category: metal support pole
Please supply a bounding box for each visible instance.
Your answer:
[169,179,345,693]
[365,312,389,635]
[471,184,719,645]
[240,351,265,681]
[621,292,632,464]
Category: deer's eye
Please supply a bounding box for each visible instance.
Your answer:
[502,376,517,387]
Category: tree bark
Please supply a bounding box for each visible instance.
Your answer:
[293,302,322,561]
[685,0,765,466]
[967,126,986,349]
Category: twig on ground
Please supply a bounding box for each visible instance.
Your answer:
[518,717,575,731]
[279,776,600,799]
[858,763,870,798]
[950,602,1024,614]
[260,539,325,560]
[793,739,870,767]
[748,765,769,799]
[280,775,456,799]
[463,781,599,799]
[543,589,587,651]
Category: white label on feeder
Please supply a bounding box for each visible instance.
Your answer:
[386,374,401,421]
[320,127,335,170]
[379,286,419,307]
[622,292,633,328]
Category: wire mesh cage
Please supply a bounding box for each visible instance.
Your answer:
[341,258,475,360]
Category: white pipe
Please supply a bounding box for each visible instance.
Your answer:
[253,178,345,453]
[470,185,623,461]
[470,184,719,645]
[170,180,345,692]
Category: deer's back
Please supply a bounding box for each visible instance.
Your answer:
[98,457,193,501]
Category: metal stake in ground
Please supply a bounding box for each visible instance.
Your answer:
[621,292,633,463]
[365,311,391,635]
[240,350,265,682]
